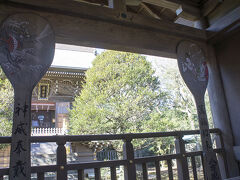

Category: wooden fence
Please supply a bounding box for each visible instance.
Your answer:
[0,128,227,180]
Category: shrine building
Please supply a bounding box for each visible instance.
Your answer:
[31,65,86,135]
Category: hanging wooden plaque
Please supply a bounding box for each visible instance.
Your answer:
[177,41,221,180]
[0,13,55,179]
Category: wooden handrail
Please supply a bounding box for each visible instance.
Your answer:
[0,128,226,180]
[0,128,221,144]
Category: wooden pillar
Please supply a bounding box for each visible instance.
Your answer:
[207,45,239,178]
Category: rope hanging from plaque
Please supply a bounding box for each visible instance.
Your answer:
[0,13,55,179]
[176,41,221,180]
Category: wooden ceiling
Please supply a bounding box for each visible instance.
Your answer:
[73,0,224,28]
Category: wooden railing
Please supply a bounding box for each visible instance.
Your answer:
[0,128,228,180]
[31,128,67,136]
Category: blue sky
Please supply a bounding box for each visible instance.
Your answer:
[52,46,96,68]
[52,44,176,69]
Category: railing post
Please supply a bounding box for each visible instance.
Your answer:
[57,140,67,180]
[155,160,161,180]
[123,138,136,180]
[78,169,84,180]
[37,172,44,180]
[94,168,101,180]
[215,131,228,178]
[175,135,190,180]
[110,166,117,180]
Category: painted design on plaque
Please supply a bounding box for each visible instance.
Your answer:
[180,44,208,82]
[0,19,52,76]
[0,21,33,72]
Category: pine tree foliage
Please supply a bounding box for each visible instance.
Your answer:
[0,69,13,136]
[69,51,190,153]
[69,51,166,136]
[69,51,214,154]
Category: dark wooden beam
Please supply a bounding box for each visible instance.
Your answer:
[74,0,108,7]
[166,0,199,6]
[108,0,126,12]
[207,19,240,44]
[140,2,161,19]
[142,0,180,11]
[4,0,206,39]
[143,0,200,11]
[207,3,240,32]
[176,4,201,21]
[0,0,207,58]
[201,0,222,17]
[143,0,201,21]
[144,0,199,8]
[201,0,240,43]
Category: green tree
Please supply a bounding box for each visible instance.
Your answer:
[69,51,212,155]
[151,59,213,130]
[69,51,165,136]
[150,58,214,153]
[0,69,13,136]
